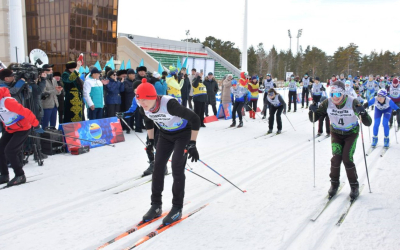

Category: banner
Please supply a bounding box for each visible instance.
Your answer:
[216,103,232,120]
[60,117,125,150]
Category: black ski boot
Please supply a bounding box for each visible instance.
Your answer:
[143,161,154,177]
[142,204,162,222]
[7,175,26,187]
[262,115,266,119]
[267,129,273,134]
[229,121,236,127]
[163,206,182,225]
[328,180,340,198]
[237,121,243,128]
[126,129,131,134]
[277,130,282,134]
[349,182,360,200]
[0,174,10,185]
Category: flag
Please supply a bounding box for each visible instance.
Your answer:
[182,57,188,69]
[139,59,144,66]
[94,61,101,70]
[120,60,125,70]
[85,66,89,73]
[126,59,131,69]
[177,58,182,71]
[158,62,163,74]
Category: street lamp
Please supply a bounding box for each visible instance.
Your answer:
[185,30,190,58]
[296,29,303,54]
[288,29,292,52]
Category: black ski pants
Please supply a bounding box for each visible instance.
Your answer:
[194,101,205,125]
[146,124,160,162]
[288,91,297,111]
[232,101,244,122]
[330,132,359,184]
[151,129,191,208]
[262,94,268,116]
[134,109,144,132]
[318,115,330,134]
[312,95,321,104]
[188,96,193,110]
[0,129,30,177]
[301,87,309,106]
[269,105,283,131]
[389,102,400,126]
[249,100,258,112]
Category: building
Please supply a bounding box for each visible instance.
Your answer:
[1,0,118,73]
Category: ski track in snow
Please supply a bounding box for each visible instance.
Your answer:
[1,92,400,250]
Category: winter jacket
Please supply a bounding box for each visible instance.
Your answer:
[154,79,168,95]
[203,78,219,105]
[179,73,191,100]
[105,78,124,105]
[0,79,29,106]
[28,78,46,119]
[231,85,248,103]
[248,81,262,101]
[126,97,138,113]
[166,76,184,102]
[42,78,61,109]
[188,74,195,96]
[0,87,39,133]
[123,78,135,109]
[239,72,248,88]
[192,76,207,103]
[83,76,104,108]
[220,78,232,104]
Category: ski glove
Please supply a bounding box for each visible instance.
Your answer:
[363,102,369,109]
[185,140,199,162]
[145,139,155,155]
[356,105,366,116]
[309,103,318,113]
[34,126,44,134]
[283,110,286,115]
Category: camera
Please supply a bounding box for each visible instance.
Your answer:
[41,92,50,100]
[11,63,48,83]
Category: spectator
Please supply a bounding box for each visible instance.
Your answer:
[192,71,207,127]
[41,64,63,128]
[151,71,167,95]
[62,61,84,122]
[166,66,184,103]
[83,68,107,120]
[203,72,218,116]
[220,74,233,104]
[187,68,196,110]
[53,72,65,124]
[179,67,191,107]
[105,70,124,117]
[122,69,136,132]
[0,69,28,106]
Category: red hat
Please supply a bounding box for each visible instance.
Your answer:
[136,79,157,100]
[393,78,399,85]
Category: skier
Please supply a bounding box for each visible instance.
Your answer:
[265,88,286,134]
[300,73,312,108]
[0,87,43,186]
[344,80,357,98]
[378,77,387,89]
[389,78,400,129]
[230,79,248,128]
[363,89,399,148]
[136,79,201,225]
[311,77,325,104]
[247,75,262,119]
[261,73,276,119]
[365,74,379,110]
[309,81,372,199]
[284,75,300,112]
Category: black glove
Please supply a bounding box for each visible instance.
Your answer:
[116,112,124,119]
[185,140,199,162]
[309,103,318,113]
[363,102,369,109]
[145,139,154,155]
[356,105,366,115]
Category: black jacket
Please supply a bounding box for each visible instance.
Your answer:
[203,78,219,105]
[28,78,46,119]
[178,73,191,100]
[123,78,135,109]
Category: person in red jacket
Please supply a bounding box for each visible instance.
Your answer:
[0,87,43,186]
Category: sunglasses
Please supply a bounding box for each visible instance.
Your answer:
[268,92,274,96]
[112,74,117,76]
[378,94,385,98]
[330,92,342,98]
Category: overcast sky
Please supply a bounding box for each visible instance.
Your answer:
[118,0,400,56]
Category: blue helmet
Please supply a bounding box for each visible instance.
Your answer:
[232,79,237,85]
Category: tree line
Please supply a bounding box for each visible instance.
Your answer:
[183,37,400,81]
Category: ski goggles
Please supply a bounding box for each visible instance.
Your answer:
[268,92,274,96]
[330,92,342,98]
[377,94,385,98]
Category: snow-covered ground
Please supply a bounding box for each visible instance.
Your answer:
[1,92,400,250]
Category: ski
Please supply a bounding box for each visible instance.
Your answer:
[101,174,144,192]
[308,134,322,142]
[380,147,389,157]
[114,173,171,194]
[336,184,365,226]
[366,146,377,156]
[310,182,346,221]
[318,135,330,142]
[95,202,190,250]
[254,133,270,139]
[265,131,286,139]
[123,204,209,250]
[1,179,40,190]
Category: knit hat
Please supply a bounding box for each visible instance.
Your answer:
[136,79,157,100]
[53,72,61,77]
[0,69,14,80]
[377,89,387,97]
[315,77,320,81]
[127,69,136,75]
[137,66,147,72]
[66,61,77,69]
[91,68,101,74]
[393,78,399,85]
[107,70,116,78]
[331,81,345,93]
[231,79,237,85]
[251,75,257,80]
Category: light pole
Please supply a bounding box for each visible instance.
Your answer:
[288,29,292,52]
[296,29,303,54]
[241,0,248,73]
[185,30,190,59]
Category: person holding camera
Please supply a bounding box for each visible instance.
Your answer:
[0,69,28,106]
[0,87,44,186]
[62,61,84,123]
[41,64,63,128]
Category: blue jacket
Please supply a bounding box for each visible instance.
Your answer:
[154,79,168,95]
[105,78,124,104]
[126,97,138,113]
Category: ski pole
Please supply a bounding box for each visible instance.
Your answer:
[118,115,147,146]
[185,168,221,187]
[246,103,266,121]
[313,112,316,188]
[284,114,296,131]
[44,130,115,147]
[358,115,372,193]
[394,115,398,144]
[197,159,246,193]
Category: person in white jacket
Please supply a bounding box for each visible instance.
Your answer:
[83,68,108,120]
[344,80,357,98]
